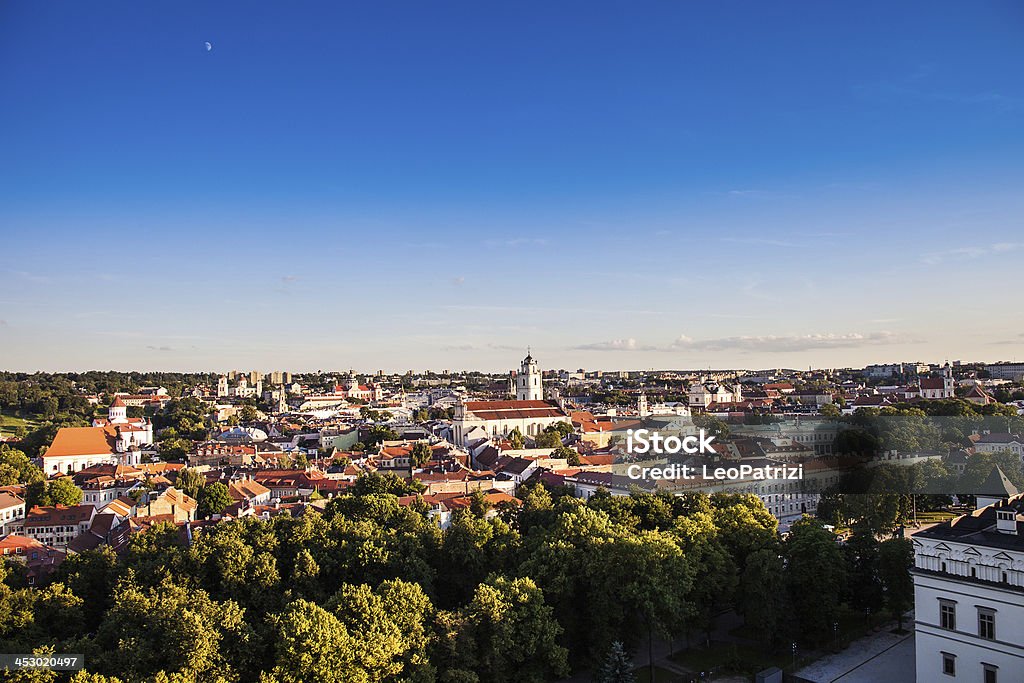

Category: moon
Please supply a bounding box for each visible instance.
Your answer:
[204,41,213,52]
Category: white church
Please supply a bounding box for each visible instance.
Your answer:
[452,352,569,446]
[42,397,153,475]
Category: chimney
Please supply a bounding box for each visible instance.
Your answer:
[996,509,1018,535]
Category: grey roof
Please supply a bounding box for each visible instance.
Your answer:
[979,466,1019,498]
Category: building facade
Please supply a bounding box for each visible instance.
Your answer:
[911,477,1024,683]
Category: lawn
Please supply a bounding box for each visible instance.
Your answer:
[0,413,39,436]
[915,510,956,523]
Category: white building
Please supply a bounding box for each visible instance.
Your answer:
[0,492,26,535]
[452,353,569,445]
[911,468,1024,683]
[515,352,543,401]
[44,400,153,475]
[973,434,1024,460]
[917,363,956,400]
[23,504,96,547]
[987,363,1024,383]
[688,381,743,409]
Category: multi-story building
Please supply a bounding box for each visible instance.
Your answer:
[973,434,1024,460]
[987,363,1024,383]
[0,492,26,535]
[43,399,153,475]
[22,504,96,547]
[688,381,743,409]
[911,467,1024,683]
[452,354,569,445]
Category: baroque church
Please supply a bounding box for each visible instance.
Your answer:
[451,352,569,446]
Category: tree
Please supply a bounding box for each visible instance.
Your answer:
[175,468,204,499]
[692,413,729,439]
[455,576,569,683]
[507,427,525,449]
[843,529,883,612]
[410,442,433,468]
[197,481,231,518]
[739,547,787,645]
[594,641,635,683]
[240,404,258,422]
[552,444,580,466]
[327,583,406,681]
[94,578,253,681]
[878,538,914,633]
[784,518,847,646]
[533,430,562,449]
[820,403,841,418]
[0,445,44,484]
[51,546,119,624]
[29,477,84,508]
[269,599,362,683]
[365,425,399,449]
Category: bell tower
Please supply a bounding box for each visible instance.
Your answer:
[108,396,128,423]
[516,350,543,401]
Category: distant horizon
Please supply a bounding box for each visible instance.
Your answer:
[2,353,1023,377]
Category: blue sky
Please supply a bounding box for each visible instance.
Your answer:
[2,1,1023,372]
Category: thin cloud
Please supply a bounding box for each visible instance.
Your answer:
[452,276,466,287]
[721,237,801,248]
[441,342,520,352]
[4,269,50,284]
[670,331,911,353]
[921,242,1024,265]
[572,338,656,352]
[483,237,548,248]
[280,275,300,283]
[727,189,776,198]
[989,333,1024,346]
[146,345,174,352]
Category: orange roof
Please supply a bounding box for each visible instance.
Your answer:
[0,492,25,509]
[137,463,184,474]
[228,479,271,501]
[25,504,94,526]
[110,396,126,408]
[103,497,135,517]
[44,426,121,459]
[0,535,45,553]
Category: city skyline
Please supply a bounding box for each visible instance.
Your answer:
[3,1,1023,371]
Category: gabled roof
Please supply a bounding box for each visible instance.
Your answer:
[0,492,25,510]
[25,504,95,526]
[44,426,119,458]
[979,466,1019,498]
[463,400,567,420]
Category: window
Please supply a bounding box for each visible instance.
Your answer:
[940,601,956,630]
[978,610,995,640]
[942,653,956,676]
[983,664,998,683]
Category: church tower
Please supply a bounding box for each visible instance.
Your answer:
[516,351,543,401]
[638,391,649,417]
[108,396,128,423]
